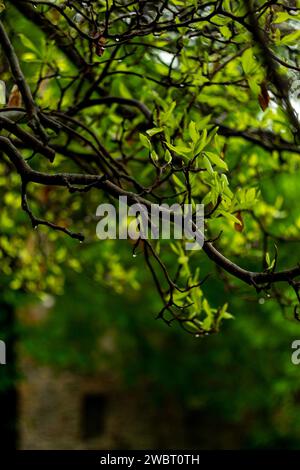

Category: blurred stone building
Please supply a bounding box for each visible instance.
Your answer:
[19,356,246,450]
[19,359,186,450]
[18,303,245,450]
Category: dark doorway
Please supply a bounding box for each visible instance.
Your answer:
[81,393,108,439]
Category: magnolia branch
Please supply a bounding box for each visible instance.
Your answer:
[1,0,300,329]
[1,137,299,291]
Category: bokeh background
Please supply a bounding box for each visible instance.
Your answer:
[1,236,300,450]
[1,0,300,451]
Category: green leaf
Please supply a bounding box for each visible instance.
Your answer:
[194,129,208,154]
[139,134,151,150]
[246,188,256,203]
[170,242,180,255]
[164,149,172,164]
[146,127,164,137]
[151,150,159,162]
[172,174,186,189]
[165,142,192,158]
[18,33,39,55]
[202,155,214,175]
[220,25,231,39]
[202,298,212,317]
[218,210,242,225]
[160,101,176,125]
[247,76,260,96]
[241,48,257,75]
[265,252,275,270]
[273,12,290,24]
[205,151,228,171]
[119,81,132,99]
[222,312,234,320]
[280,30,300,45]
[189,121,199,144]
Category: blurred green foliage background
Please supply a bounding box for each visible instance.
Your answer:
[1,0,300,450]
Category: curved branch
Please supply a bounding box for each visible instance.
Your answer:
[1,137,299,289]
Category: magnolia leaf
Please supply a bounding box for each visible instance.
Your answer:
[241,48,257,75]
[205,151,228,171]
[18,33,39,55]
[164,149,172,164]
[146,127,164,137]
[139,133,151,150]
[150,150,159,162]
[165,142,192,158]
[189,121,199,144]
[280,30,300,45]
[202,155,214,174]
[218,210,243,226]
[172,173,186,189]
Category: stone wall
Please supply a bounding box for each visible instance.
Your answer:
[19,359,186,450]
